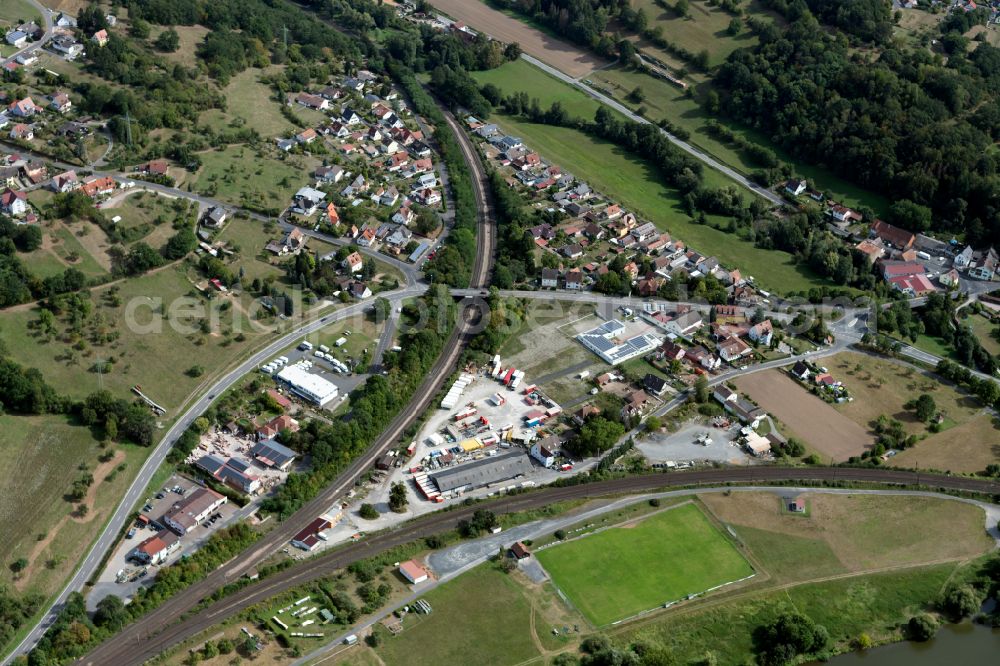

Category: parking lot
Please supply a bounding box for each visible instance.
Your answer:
[260,338,370,410]
[637,424,752,467]
[88,474,241,609]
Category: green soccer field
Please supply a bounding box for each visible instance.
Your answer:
[536,503,753,626]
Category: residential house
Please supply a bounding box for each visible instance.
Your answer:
[91,29,109,47]
[21,160,46,184]
[130,530,180,565]
[256,414,299,440]
[392,203,414,226]
[80,176,116,198]
[954,245,974,269]
[266,227,308,256]
[0,188,27,216]
[296,128,318,145]
[855,238,886,264]
[342,251,364,273]
[50,170,79,193]
[565,269,583,290]
[341,107,361,125]
[713,385,738,406]
[8,98,39,118]
[748,320,773,345]
[827,204,861,226]
[718,336,753,363]
[622,390,651,418]
[292,186,325,216]
[8,123,31,141]
[203,206,228,228]
[939,269,960,288]
[349,281,372,299]
[415,188,440,205]
[529,439,557,468]
[686,345,720,370]
[138,159,168,177]
[666,310,703,339]
[784,179,807,196]
[889,273,938,296]
[658,340,686,363]
[643,373,669,397]
[48,92,72,114]
[969,248,998,281]
[357,227,377,247]
[790,361,811,381]
[295,92,329,110]
[50,35,84,58]
[540,267,559,288]
[871,219,915,251]
[561,243,584,259]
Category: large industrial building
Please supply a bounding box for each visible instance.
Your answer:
[576,319,660,365]
[276,363,339,407]
[429,452,533,493]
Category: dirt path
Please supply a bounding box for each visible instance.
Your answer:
[14,449,125,590]
[734,370,871,461]
[429,0,608,78]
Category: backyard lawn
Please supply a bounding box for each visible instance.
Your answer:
[536,503,752,626]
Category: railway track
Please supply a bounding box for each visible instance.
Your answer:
[78,467,999,665]
[75,98,498,666]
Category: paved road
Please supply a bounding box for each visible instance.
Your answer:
[518,54,784,206]
[68,95,498,666]
[1,0,54,66]
[74,467,1000,666]
[1,289,425,664]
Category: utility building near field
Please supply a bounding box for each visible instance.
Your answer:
[276,363,339,407]
[291,516,334,551]
[429,452,533,493]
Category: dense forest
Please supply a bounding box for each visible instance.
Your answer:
[716,12,1000,245]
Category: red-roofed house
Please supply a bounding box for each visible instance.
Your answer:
[889,273,937,296]
[91,29,109,47]
[1,188,28,216]
[871,219,915,251]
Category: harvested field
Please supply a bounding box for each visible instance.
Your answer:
[430,0,607,78]
[733,370,870,461]
[889,413,1000,475]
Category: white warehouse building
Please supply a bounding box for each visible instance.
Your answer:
[276,363,339,407]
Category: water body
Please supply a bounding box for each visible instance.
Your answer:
[826,622,999,665]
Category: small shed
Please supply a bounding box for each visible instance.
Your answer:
[510,541,531,560]
[399,560,428,584]
[788,497,806,513]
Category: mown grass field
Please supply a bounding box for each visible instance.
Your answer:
[0,0,40,27]
[891,413,1000,474]
[488,113,830,293]
[377,566,540,666]
[963,312,1000,356]
[473,58,607,120]
[536,503,752,626]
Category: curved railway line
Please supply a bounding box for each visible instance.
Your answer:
[78,467,999,665]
